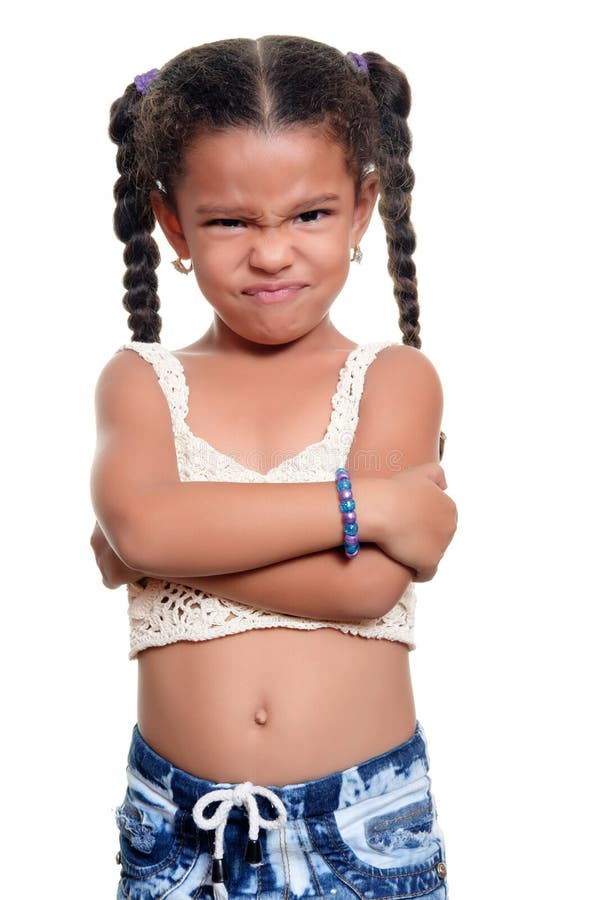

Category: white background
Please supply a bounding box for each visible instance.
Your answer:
[2,1,598,897]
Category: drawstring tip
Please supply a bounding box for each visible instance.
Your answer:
[244,837,263,865]
[212,857,228,883]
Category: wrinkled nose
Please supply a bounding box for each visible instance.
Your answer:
[249,227,294,272]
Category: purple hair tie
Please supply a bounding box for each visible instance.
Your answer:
[134,68,160,95]
[346,52,368,74]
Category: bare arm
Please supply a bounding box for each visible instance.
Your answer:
[158,545,412,622]
[91,345,448,620]
[145,345,446,619]
[95,531,406,623]
[90,348,385,575]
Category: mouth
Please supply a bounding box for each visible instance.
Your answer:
[242,283,307,304]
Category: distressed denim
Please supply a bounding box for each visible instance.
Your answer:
[115,722,448,899]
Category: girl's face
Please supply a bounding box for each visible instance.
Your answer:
[152,126,379,351]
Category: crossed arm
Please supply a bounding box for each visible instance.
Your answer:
[91,524,413,622]
[90,344,446,622]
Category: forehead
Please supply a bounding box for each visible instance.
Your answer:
[178,127,354,206]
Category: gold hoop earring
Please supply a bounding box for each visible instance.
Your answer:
[172,256,193,275]
[350,245,363,264]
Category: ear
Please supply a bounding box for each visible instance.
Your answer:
[150,190,191,259]
[350,171,380,246]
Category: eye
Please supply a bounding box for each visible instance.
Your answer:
[206,218,246,228]
[296,209,331,224]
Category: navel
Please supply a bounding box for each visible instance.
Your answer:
[253,707,268,726]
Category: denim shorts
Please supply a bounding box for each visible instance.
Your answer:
[115,721,448,899]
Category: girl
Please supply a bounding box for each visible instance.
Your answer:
[90,35,457,900]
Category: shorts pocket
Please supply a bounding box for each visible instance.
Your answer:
[305,777,447,898]
[115,767,196,898]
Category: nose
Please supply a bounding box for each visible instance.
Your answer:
[249,226,294,272]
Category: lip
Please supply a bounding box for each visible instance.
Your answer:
[242,282,307,304]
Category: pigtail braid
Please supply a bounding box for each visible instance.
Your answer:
[362,53,419,349]
[363,53,445,459]
[109,84,162,343]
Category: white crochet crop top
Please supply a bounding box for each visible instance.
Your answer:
[118,340,416,659]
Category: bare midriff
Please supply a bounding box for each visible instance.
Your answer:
[137,627,416,787]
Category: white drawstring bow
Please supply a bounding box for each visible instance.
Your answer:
[192,781,288,900]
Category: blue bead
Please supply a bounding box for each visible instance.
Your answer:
[345,543,360,558]
[337,478,351,492]
[335,467,350,479]
[339,498,355,512]
[343,522,358,535]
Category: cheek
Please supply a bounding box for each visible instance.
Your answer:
[311,238,350,275]
[192,240,238,281]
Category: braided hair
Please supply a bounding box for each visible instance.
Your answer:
[108,35,446,459]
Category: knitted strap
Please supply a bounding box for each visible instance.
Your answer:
[118,342,188,433]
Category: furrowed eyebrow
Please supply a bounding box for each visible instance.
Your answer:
[288,194,340,214]
[194,194,340,218]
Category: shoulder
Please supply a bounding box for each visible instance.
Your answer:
[94,345,151,402]
[93,343,170,428]
[374,341,442,381]
[369,343,443,411]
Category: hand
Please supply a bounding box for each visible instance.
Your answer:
[89,521,147,590]
[375,463,458,582]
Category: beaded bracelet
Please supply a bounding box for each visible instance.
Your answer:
[335,467,360,558]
